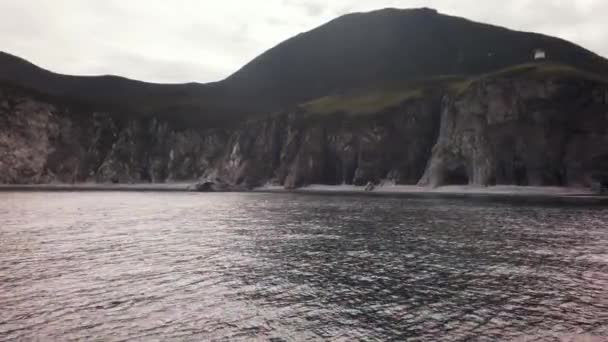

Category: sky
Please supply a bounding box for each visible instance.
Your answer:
[0,0,606,83]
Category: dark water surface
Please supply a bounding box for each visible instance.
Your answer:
[0,192,606,341]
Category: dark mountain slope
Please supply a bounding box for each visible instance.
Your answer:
[0,52,229,125]
[1,7,608,125]
[0,52,205,102]
[224,8,608,111]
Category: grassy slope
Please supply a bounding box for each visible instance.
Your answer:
[298,62,608,117]
[3,61,606,126]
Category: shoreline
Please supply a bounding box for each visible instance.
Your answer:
[257,184,596,195]
[1,183,606,205]
[254,184,608,205]
[0,183,193,192]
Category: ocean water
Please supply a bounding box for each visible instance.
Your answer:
[0,192,606,341]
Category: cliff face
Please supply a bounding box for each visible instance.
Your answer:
[0,86,228,184]
[2,73,608,189]
[419,77,608,187]
[0,85,442,187]
[204,93,442,189]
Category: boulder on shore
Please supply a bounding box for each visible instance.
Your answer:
[189,179,226,192]
[189,177,245,192]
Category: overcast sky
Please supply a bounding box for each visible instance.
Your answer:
[0,0,606,83]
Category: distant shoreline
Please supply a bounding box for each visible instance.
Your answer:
[1,183,606,205]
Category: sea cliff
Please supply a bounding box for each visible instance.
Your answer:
[2,68,607,189]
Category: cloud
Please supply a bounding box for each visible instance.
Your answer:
[283,0,326,17]
[0,0,606,83]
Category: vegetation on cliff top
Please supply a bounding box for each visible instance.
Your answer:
[297,61,608,117]
[473,62,608,83]
[300,88,425,117]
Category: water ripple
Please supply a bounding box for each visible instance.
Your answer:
[0,192,607,341]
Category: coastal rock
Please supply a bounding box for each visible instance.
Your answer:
[1,74,608,190]
[0,95,52,183]
[0,87,223,184]
[419,77,608,187]
[190,177,232,192]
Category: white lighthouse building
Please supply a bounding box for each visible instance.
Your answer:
[534,49,547,60]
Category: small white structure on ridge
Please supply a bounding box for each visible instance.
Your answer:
[534,49,546,60]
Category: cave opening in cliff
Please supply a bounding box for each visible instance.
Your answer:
[341,158,358,185]
[514,163,530,185]
[139,167,152,183]
[443,165,469,185]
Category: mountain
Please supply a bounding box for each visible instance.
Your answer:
[0,51,225,125]
[225,8,608,109]
[2,8,607,123]
[1,8,608,189]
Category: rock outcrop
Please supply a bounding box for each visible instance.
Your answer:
[205,90,443,189]
[0,86,227,184]
[419,76,608,187]
[2,71,608,189]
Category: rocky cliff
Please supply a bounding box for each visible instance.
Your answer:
[2,65,607,189]
[419,70,608,187]
[0,85,228,184]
